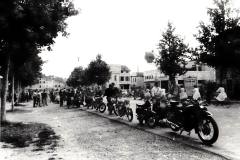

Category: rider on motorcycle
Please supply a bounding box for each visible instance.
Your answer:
[104,83,119,115]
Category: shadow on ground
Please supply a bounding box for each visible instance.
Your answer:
[0,121,60,152]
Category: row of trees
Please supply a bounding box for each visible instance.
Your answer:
[66,55,111,87]
[0,0,78,123]
[145,0,240,94]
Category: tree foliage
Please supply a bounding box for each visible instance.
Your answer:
[0,0,78,122]
[154,22,189,93]
[66,55,111,87]
[66,66,87,87]
[86,54,111,85]
[196,0,240,70]
[14,54,43,87]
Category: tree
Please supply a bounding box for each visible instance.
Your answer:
[66,66,87,87]
[0,0,78,123]
[86,54,111,86]
[195,0,240,83]
[146,23,189,94]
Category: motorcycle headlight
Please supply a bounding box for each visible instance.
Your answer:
[200,105,205,109]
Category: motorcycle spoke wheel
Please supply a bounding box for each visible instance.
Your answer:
[99,104,106,113]
[197,116,219,145]
[113,105,119,116]
[147,117,156,128]
[126,108,133,122]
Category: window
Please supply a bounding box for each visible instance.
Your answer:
[39,85,41,88]
[114,75,117,81]
[198,66,202,71]
[126,77,129,81]
[120,77,124,81]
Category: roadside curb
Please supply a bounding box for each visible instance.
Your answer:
[82,108,238,160]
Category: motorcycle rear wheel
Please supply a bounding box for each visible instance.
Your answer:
[197,116,219,145]
[99,103,106,113]
[126,108,133,122]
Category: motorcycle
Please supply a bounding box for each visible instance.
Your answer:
[106,97,119,116]
[92,96,106,113]
[114,99,133,122]
[136,103,156,128]
[165,99,219,145]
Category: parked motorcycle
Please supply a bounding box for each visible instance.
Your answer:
[106,97,119,116]
[136,103,156,128]
[92,96,106,113]
[165,100,219,145]
[115,99,133,122]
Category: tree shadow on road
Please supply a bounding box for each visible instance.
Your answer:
[0,121,60,152]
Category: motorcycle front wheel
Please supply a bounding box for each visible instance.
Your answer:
[99,103,106,113]
[113,105,119,116]
[126,108,133,122]
[147,116,156,128]
[197,116,219,145]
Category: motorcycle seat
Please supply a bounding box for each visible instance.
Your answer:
[170,101,179,106]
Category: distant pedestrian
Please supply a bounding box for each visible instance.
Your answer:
[33,90,38,107]
[215,86,228,102]
[42,89,48,106]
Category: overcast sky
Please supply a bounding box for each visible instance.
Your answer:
[40,0,240,78]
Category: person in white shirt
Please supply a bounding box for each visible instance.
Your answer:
[192,85,201,101]
[151,82,162,98]
[216,86,227,102]
[179,88,188,101]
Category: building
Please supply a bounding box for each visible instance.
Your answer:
[143,70,169,89]
[130,72,144,88]
[28,75,66,90]
[107,64,131,90]
[143,62,216,94]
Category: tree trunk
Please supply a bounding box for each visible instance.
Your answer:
[1,55,10,123]
[11,74,14,111]
[168,76,176,94]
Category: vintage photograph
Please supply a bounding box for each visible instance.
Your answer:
[1,0,240,159]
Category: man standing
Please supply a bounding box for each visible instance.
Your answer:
[151,82,162,112]
[41,89,48,106]
[104,83,116,115]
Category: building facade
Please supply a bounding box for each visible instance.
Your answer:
[130,72,144,88]
[28,75,66,90]
[143,62,216,93]
[107,64,131,90]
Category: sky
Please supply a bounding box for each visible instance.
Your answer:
[40,0,240,78]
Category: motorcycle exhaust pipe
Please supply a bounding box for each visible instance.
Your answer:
[165,119,180,128]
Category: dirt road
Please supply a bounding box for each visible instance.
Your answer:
[1,102,226,160]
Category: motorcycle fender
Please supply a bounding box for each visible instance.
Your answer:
[194,113,213,133]
[204,111,213,116]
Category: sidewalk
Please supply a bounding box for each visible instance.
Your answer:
[82,99,240,160]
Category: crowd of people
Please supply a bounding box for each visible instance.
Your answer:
[8,81,228,109]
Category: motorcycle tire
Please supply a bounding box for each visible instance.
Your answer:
[197,116,219,145]
[147,116,156,128]
[113,105,119,116]
[126,108,133,122]
[138,119,144,125]
[99,103,106,113]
